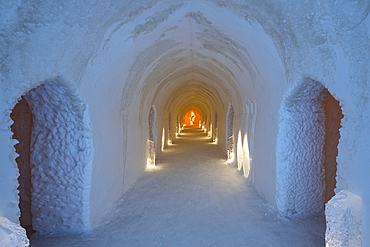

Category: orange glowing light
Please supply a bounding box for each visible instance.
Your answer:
[190,111,195,125]
[184,110,201,126]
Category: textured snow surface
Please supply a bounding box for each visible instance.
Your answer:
[276,79,328,216]
[0,0,369,244]
[0,217,29,247]
[325,190,362,247]
[30,128,325,247]
[22,81,93,233]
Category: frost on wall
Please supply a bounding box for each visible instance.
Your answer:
[325,190,362,247]
[0,216,29,247]
[18,80,93,233]
[147,141,156,168]
[168,112,172,145]
[213,111,218,142]
[148,106,156,143]
[276,79,329,216]
[148,106,156,167]
[226,104,234,163]
[10,97,33,235]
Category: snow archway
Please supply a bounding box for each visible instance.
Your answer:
[10,80,93,233]
[276,78,342,216]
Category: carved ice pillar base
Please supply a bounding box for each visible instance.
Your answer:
[0,217,29,247]
[325,190,362,247]
[147,140,156,167]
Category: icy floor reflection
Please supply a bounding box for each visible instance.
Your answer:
[31,127,325,247]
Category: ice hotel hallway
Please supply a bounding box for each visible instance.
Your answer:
[30,126,325,247]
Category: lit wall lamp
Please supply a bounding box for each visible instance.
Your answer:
[226,153,234,163]
[161,128,165,151]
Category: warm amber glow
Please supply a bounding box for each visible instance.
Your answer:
[190,111,195,125]
[183,110,201,126]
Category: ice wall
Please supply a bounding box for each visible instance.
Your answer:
[23,81,93,233]
[226,104,234,163]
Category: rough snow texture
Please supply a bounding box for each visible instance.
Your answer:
[23,80,93,233]
[276,79,328,216]
[226,104,234,162]
[226,104,234,139]
[30,128,326,247]
[226,104,235,162]
[148,106,156,143]
[10,97,33,232]
[227,136,234,161]
[0,216,29,247]
[325,190,362,247]
[147,140,156,167]
[213,111,218,142]
[0,0,369,244]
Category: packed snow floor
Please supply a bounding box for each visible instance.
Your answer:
[30,127,325,246]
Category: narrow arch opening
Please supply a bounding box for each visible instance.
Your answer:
[323,94,343,204]
[10,80,92,234]
[183,110,201,126]
[10,96,34,237]
[276,79,343,216]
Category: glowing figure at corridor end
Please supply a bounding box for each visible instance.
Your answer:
[190,111,196,125]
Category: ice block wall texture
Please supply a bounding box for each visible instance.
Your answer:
[148,106,156,142]
[23,80,93,233]
[0,217,29,247]
[148,140,156,167]
[276,79,327,216]
[325,190,362,247]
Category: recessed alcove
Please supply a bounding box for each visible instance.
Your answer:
[10,97,33,236]
[10,80,93,234]
[276,79,343,216]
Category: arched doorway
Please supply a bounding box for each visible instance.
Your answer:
[10,80,93,234]
[183,110,201,126]
[276,78,343,216]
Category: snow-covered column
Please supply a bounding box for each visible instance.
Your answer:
[276,79,327,216]
[24,80,93,233]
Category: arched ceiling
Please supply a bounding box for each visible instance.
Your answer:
[122,2,267,125]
